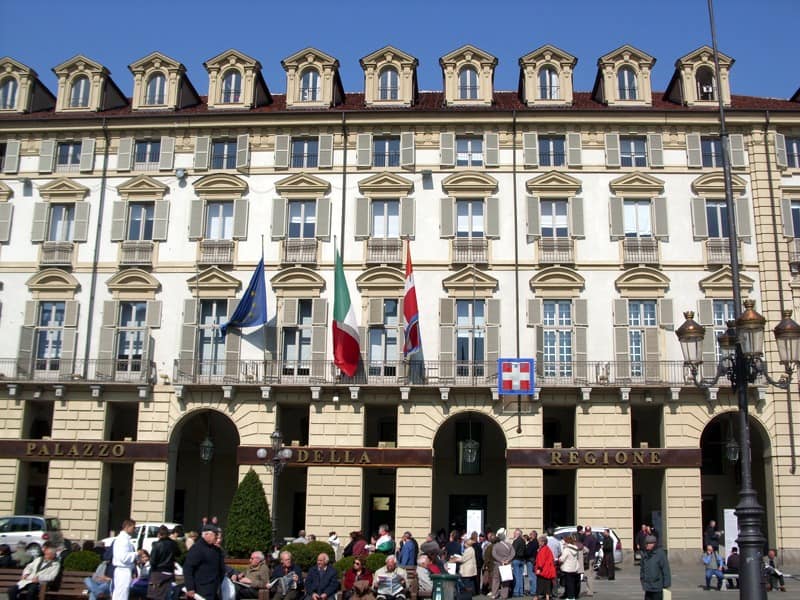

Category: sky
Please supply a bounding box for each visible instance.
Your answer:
[0,0,798,101]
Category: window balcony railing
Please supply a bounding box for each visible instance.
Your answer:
[366,238,403,265]
[623,237,659,265]
[120,240,154,266]
[788,239,800,269]
[133,161,159,172]
[452,238,488,264]
[199,239,234,265]
[4,357,156,384]
[283,238,318,265]
[40,241,74,267]
[55,163,80,173]
[706,238,738,266]
[538,237,574,264]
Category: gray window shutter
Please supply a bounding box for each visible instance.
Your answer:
[232,199,249,240]
[400,132,415,168]
[354,197,370,239]
[318,134,333,168]
[31,202,48,242]
[574,325,588,380]
[574,299,588,327]
[24,300,37,327]
[59,327,78,377]
[0,203,13,243]
[153,200,170,241]
[567,132,583,167]
[686,133,702,167]
[570,196,585,238]
[178,299,198,376]
[775,133,788,169]
[658,298,674,330]
[484,133,499,167]
[647,133,664,168]
[614,326,630,379]
[644,328,660,380]
[282,299,299,326]
[653,196,669,239]
[102,300,119,327]
[485,196,500,239]
[188,199,204,240]
[194,135,210,170]
[3,140,20,174]
[781,198,794,237]
[535,325,544,377]
[79,138,95,172]
[523,132,539,167]
[73,202,90,242]
[313,298,329,329]
[613,298,629,327]
[158,136,175,171]
[357,133,372,167]
[486,298,500,368]
[368,298,384,326]
[96,300,118,380]
[440,297,455,325]
[17,326,35,378]
[605,133,620,167]
[526,196,540,242]
[38,139,55,173]
[697,299,717,379]
[691,197,708,239]
[316,197,331,240]
[439,297,456,379]
[117,137,134,172]
[146,300,162,329]
[609,196,625,240]
[440,196,455,238]
[400,196,415,238]
[527,298,542,328]
[110,201,127,242]
[729,134,746,168]
[236,133,250,171]
[271,198,286,240]
[735,196,752,242]
[225,297,242,377]
[274,135,290,169]
[440,132,455,167]
[64,300,80,327]
[311,298,328,379]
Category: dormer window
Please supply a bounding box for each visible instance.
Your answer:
[458,66,479,100]
[221,70,241,103]
[0,77,17,109]
[360,46,418,108]
[666,46,733,107]
[129,51,199,112]
[300,69,320,102]
[379,67,399,101]
[617,67,637,100]
[539,66,559,100]
[69,75,90,108]
[696,66,716,101]
[145,73,166,105]
[518,45,577,107]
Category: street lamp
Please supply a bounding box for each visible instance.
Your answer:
[256,430,293,547]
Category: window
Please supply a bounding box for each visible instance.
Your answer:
[0,77,17,109]
[211,140,236,169]
[620,136,647,167]
[540,200,569,237]
[49,204,75,242]
[372,199,399,239]
[712,299,735,363]
[628,300,657,377]
[205,201,233,240]
[145,73,166,105]
[0,142,7,171]
[696,67,716,101]
[56,141,82,172]
[617,67,637,100]
[369,299,399,376]
[134,140,161,170]
[458,66,478,100]
[456,200,484,238]
[221,70,242,103]
[791,201,800,237]
[701,137,723,168]
[706,200,730,238]
[378,67,399,101]
[35,301,65,371]
[199,299,228,375]
[291,138,319,168]
[69,75,90,108]
[283,299,312,375]
[456,299,485,376]
[116,302,147,373]
[539,135,565,167]
[538,66,559,100]
[373,136,400,167]
[288,201,316,238]
[300,69,320,102]
[127,203,154,241]
[623,200,651,237]
[542,300,572,377]
[456,136,483,167]
[786,137,800,169]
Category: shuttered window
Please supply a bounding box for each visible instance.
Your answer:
[456,299,485,377]
[368,298,399,376]
[541,200,569,237]
[624,200,652,237]
[712,300,735,363]
[628,300,657,377]
[211,140,237,170]
[539,135,565,167]
[706,200,730,238]
[34,301,66,371]
[373,136,400,167]
[199,300,228,375]
[134,140,161,171]
[56,141,82,172]
[787,137,800,169]
[128,203,154,241]
[456,200,484,237]
[48,204,75,242]
[205,201,234,240]
[116,301,147,373]
[372,199,400,238]
[542,300,573,377]
[620,136,647,167]
[701,137,723,168]
[456,136,483,167]
[288,201,316,239]
[291,138,319,168]
[282,299,313,375]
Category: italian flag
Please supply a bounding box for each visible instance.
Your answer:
[332,248,361,376]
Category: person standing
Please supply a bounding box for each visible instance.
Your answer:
[397,532,418,568]
[113,519,140,600]
[491,529,514,600]
[558,537,581,600]
[183,525,226,600]
[533,535,555,600]
[511,529,526,598]
[598,530,614,581]
[148,525,179,600]
[639,535,670,600]
[703,520,721,552]
[524,531,538,597]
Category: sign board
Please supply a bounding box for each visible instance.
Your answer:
[467,509,484,537]
[723,508,738,557]
[497,358,535,395]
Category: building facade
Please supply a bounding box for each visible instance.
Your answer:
[1,44,799,562]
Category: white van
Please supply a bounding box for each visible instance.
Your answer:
[100,522,181,553]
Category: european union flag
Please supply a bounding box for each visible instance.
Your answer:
[220,257,267,336]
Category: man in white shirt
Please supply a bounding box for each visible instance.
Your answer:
[112,519,140,600]
[8,543,61,600]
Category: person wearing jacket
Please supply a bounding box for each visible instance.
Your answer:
[640,535,670,600]
[183,525,226,600]
[533,535,556,600]
[702,544,725,591]
[8,543,61,600]
[304,554,338,600]
[148,526,179,600]
[557,537,581,600]
[449,538,478,596]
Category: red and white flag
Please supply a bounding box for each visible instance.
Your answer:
[501,360,532,392]
[403,243,421,357]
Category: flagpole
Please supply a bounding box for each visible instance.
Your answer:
[261,235,268,383]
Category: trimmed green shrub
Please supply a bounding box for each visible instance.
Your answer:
[365,552,388,573]
[63,550,101,572]
[281,541,334,571]
[333,555,355,578]
[224,468,272,558]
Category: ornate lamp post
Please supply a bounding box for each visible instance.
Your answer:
[256,430,293,546]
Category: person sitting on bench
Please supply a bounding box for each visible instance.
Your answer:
[724,548,740,589]
[764,549,787,592]
[8,543,61,600]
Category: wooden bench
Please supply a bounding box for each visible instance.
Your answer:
[722,573,739,590]
[0,567,95,600]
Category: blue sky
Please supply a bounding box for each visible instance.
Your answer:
[0,0,797,100]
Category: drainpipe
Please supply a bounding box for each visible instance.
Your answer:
[340,112,347,257]
[512,110,522,434]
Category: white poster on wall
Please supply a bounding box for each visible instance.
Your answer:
[723,508,739,557]
[467,509,484,536]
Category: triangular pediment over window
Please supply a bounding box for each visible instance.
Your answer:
[38,178,89,201]
[117,175,170,200]
[692,172,747,197]
[186,267,241,297]
[443,266,498,296]
[442,172,498,195]
[0,56,55,113]
[107,268,160,296]
[0,181,12,202]
[440,44,498,106]
[281,47,344,109]
[27,269,80,298]
[609,171,665,196]
[518,44,577,106]
[699,266,754,296]
[526,171,582,195]
[275,173,330,198]
[53,54,127,112]
[356,266,404,293]
[615,266,670,297]
[360,45,419,107]
[270,266,326,295]
[193,173,248,200]
[529,266,585,297]
[358,172,414,196]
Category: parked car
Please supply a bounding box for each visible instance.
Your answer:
[0,515,64,556]
[552,525,624,564]
[100,522,181,553]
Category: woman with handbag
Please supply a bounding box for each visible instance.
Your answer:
[533,536,555,600]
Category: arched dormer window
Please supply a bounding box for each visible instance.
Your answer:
[696,66,716,101]
[221,69,241,104]
[617,66,637,100]
[458,66,478,100]
[0,77,18,109]
[378,67,399,101]
[145,73,166,105]
[69,75,90,108]
[538,66,559,100]
[300,68,320,102]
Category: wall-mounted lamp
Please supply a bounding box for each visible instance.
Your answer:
[175,168,187,180]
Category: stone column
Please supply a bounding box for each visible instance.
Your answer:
[0,393,25,513]
[507,468,543,531]
[395,467,432,535]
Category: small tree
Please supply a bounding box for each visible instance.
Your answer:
[224,468,272,557]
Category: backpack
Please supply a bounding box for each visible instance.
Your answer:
[103,541,115,578]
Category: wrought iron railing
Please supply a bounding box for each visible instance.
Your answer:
[366,238,403,264]
[283,238,318,265]
[0,358,156,384]
[788,239,800,267]
[40,241,74,266]
[452,238,488,264]
[120,241,154,266]
[623,238,659,264]
[199,239,234,265]
[538,238,574,264]
[706,238,737,265]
